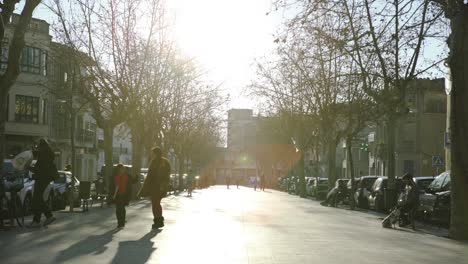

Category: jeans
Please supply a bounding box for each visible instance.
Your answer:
[151,194,163,221]
[32,184,52,222]
[115,195,126,226]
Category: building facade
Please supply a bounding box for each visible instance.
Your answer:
[3,15,51,158]
[368,78,447,177]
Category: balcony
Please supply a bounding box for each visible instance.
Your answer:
[5,121,48,137]
[76,128,96,145]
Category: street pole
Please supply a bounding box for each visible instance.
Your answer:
[64,72,76,212]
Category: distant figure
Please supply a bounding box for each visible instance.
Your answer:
[236,177,240,189]
[113,164,129,228]
[28,139,58,228]
[138,147,171,229]
[260,173,266,191]
[226,176,231,189]
[253,177,258,191]
[187,171,194,197]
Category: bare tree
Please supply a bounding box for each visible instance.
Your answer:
[0,0,42,175]
[49,0,164,191]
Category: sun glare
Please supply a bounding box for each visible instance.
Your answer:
[167,0,279,108]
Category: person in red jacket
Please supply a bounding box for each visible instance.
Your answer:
[114,164,129,228]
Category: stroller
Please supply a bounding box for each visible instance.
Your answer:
[382,192,412,229]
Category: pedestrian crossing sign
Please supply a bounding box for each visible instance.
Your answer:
[432,156,444,167]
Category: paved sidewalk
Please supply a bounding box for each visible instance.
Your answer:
[0,186,467,264]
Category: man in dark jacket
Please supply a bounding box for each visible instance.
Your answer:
[29,139,58,227]
[139,147,171,229]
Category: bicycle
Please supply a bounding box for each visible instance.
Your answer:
[1,176,25,228]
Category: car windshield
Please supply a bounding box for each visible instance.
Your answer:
[429,174,446,191]
[362,178,377,188]
[416,179,434,190]
[442,174,451,190]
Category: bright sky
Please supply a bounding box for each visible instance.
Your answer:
[30,0,281,110]
[165,0,282,110]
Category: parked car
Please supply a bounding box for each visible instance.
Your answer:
[312,178,329,200]
[306,178,317,196]
[2,159,59,215]
[52,171,80,209]
[413,176,435,194]
[323,179,349,206]
[367,177,404,212]
[354,176,380,209]
[140,168,148,184]
[419,171,451,225]
[277,176,289,191]
[287,176,296,194]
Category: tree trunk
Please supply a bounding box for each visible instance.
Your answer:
[385,114,398,210]
[346,136,356,210]
[298,151,306,198]
[103,124,114,197]
[327,141,337,190]
[448,4,468,241]
[69,109,76,212]
[0,89,7,175]
[178,155,185,192]
[131,129,143,200]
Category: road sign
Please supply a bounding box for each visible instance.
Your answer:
[432,155,444,167]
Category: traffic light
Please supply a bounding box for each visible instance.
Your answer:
[360,143,369,152]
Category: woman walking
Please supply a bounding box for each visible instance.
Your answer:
[113,164,130,228]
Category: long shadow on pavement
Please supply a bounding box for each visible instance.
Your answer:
[111,229,160,264]
[55,228,122,263]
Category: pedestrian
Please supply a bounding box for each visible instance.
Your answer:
[400,173,420,228]
[28,139,59,228]
[138,147,171,229]
[113,164,130,228]
[260,173,266,191]
[253,177,258,191]
[236,177,240,189]
[226,175,231,189]
[187,170,194,197]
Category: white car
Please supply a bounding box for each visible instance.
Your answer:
[2,159,54,215]
[52,171,80,209]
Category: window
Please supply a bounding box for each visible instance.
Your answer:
[21,47,41,74]
[42,99,47,124]
[403,160,415,175]
[15,95,39,123]
[41,51,47,76]
[5,94,9,121]
[425,96,447,113]
[1,39,9,70]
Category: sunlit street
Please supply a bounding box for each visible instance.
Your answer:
[1,187,467,264]
[1,0,468,263]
